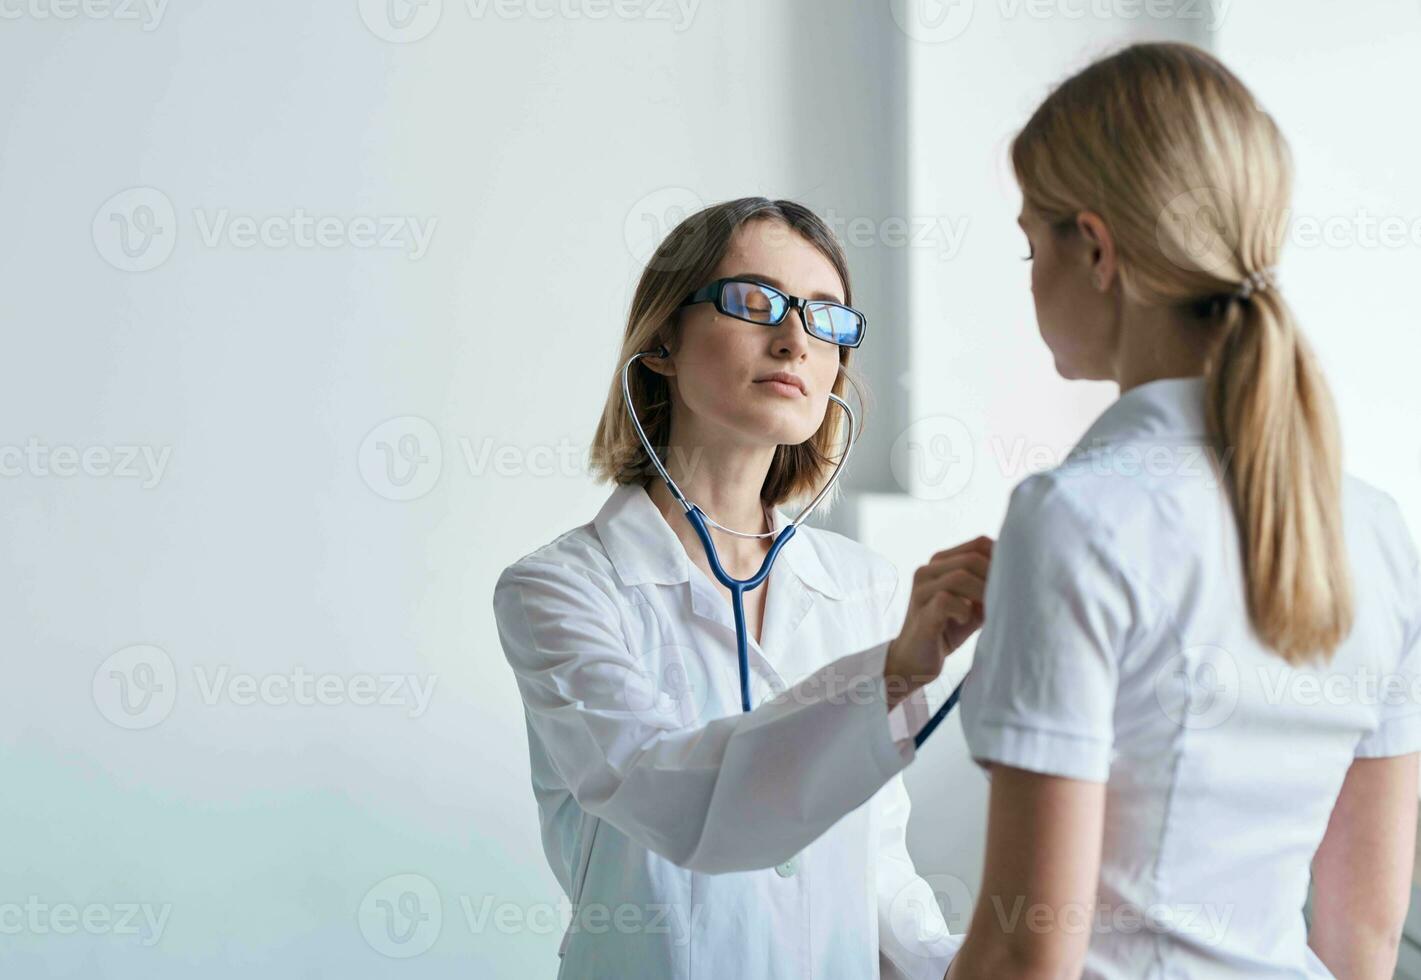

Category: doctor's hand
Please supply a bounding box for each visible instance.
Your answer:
[883,535,993,709]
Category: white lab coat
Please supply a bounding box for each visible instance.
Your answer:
[493,481,961,979]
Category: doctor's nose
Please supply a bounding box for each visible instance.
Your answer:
[772,308,812,359]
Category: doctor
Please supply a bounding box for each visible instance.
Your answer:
[494,196,991,978]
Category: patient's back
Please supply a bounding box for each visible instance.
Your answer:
[961,378,1421,979]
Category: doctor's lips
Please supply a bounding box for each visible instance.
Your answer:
[754,371,807,397]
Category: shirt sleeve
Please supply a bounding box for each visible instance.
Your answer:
[874,773,963,979]
[493,558,913,874]
[960,473,1142,783]
[1356,499,1421,758]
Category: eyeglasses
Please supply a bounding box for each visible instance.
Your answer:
[678,277,867,348]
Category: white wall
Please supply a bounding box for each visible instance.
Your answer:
[0,1,907,976]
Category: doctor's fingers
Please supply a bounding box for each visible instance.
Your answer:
[921,588,976,626]
[909,556,989,602]
[908,565,987,613]
[928,535,994,563]
[918,549,990,583]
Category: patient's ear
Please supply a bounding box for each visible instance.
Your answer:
[1075,211,1119,293]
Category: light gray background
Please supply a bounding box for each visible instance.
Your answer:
[2,0,1418,976]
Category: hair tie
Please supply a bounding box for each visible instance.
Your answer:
[1236,267,1278,302]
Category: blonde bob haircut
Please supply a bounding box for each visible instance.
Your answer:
[589,197,864,513]
[1012,42,1353,663]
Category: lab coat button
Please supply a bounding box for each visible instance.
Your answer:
[774,856,797,878]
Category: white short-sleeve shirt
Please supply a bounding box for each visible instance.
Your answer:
[962,376,1421,979]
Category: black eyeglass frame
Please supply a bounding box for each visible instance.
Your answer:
[678,276,868,349]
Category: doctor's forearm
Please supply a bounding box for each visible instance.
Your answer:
[670,641,915,872]
[558,639,916,875]
[883,639,934,711]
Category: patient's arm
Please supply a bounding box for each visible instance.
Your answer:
[1309,753,1418,979]
[946,765,1105,980]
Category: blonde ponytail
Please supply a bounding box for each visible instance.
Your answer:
[1207,285,1352,662]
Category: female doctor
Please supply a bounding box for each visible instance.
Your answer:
[493,196,992,978]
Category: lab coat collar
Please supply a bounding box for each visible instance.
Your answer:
[1069,375,1210,458]
[594,482,691,587]
[766,498,846,599]
[593,481,845,599]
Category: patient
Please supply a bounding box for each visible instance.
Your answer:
[946,43,1421,979]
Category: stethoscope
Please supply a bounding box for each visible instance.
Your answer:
[621,347,961,750]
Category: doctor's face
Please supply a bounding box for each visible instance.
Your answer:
[1018,206,1118,380]
[666,219,846,452]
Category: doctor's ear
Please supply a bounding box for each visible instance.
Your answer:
[640,341,677,377]
[1075,210,1119,293]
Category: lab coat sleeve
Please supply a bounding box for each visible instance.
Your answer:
[874,773,963,979]
[493,558,915,874]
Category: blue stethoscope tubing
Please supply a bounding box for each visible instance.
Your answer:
[682,506,798,712]
[621,347,962,749]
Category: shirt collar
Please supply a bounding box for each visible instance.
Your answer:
[593,481,845,598]
[1069,375,1210,458]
